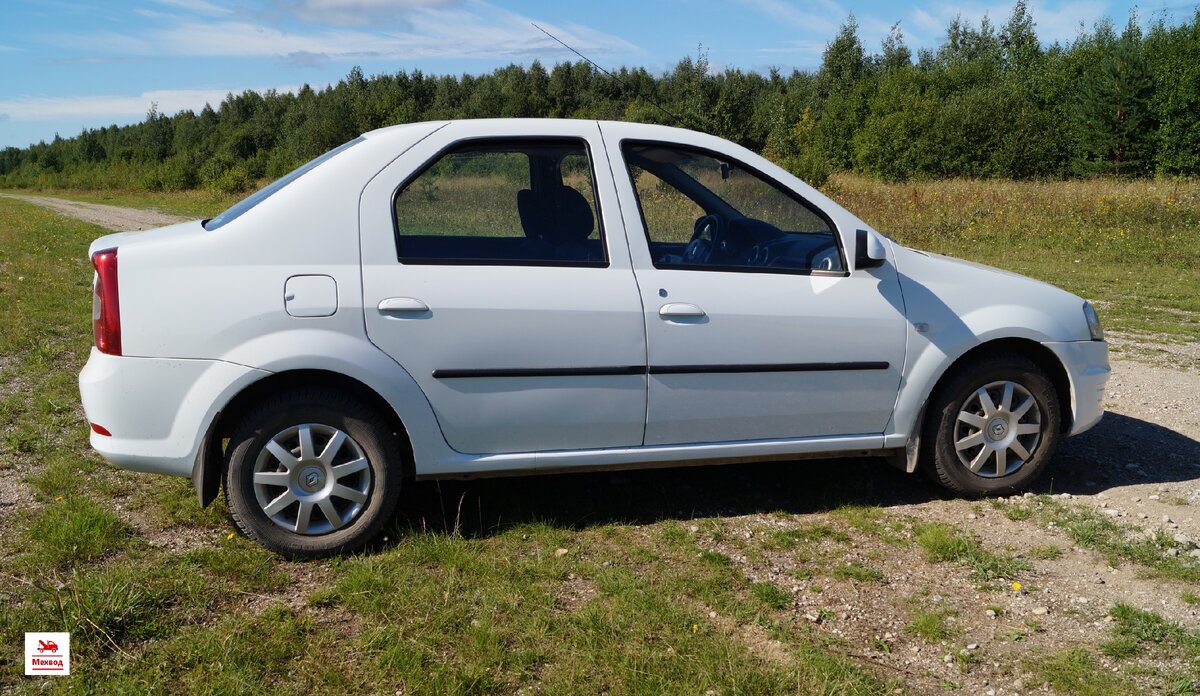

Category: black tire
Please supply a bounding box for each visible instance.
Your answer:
[223,388,402,558]
[921,353,1061,496]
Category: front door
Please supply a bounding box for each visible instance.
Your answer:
[359,124,646,455]
[606,136,907,445]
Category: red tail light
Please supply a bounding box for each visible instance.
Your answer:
[91,248,121,355]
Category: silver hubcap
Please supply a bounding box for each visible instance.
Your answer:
[252,423,372,535]
[954,380,1043,478]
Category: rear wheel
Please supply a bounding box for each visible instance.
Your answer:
[223,388,402,557]
[923,353,1061,496]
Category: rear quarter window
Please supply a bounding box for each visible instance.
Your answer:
[204,137,364,231]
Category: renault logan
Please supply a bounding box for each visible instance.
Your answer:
[79,119,1110,556]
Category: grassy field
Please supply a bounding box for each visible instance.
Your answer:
[827,175,1200,358]
[1,178,1198,693]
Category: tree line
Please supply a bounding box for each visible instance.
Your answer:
[2,2,1197,191]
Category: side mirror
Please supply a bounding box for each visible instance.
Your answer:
[855,229,886,270]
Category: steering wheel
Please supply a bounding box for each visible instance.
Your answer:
[684,214,723,265]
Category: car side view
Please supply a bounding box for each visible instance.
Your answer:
[78,119,1110,557]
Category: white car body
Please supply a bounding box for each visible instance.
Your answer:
[78,119,1110,511]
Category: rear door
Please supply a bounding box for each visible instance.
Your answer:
[359,122,646,455]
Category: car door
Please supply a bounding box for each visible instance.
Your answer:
[602,129,907,445]
[358,122,647,455]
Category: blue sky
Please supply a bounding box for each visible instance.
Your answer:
[0,0,1190,149]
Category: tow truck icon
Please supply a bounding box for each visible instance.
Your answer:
[37,639,58,654]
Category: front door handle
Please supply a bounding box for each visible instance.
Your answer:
[378,297,429,313]
[659,302,706,319]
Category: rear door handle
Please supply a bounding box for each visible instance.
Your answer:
[378,297,429,313]
[659,302,706,318]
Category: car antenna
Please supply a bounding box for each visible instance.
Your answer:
[531,22,686,127]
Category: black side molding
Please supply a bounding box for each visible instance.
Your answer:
[432,366,645,379]
[432,362,889,379]
[649,362,889,375]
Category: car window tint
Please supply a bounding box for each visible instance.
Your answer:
[627,165,704,244]
[622,143,844,274]
[394,140,606,266]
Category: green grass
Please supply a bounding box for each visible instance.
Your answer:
[761,523,850,550]
[905,608,955,642]
[1027,647,1131,695]
[752,581,793,609]
[1007,496,1200,583]
[913,522,1031,583]
[1029,544,1064,561]
[20,496,132,569]
[832,562,884,583]
[1105,603,1200,659]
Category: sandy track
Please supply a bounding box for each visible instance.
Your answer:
[0,193,190,231]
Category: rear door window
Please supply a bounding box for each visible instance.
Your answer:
[393,140,606,266]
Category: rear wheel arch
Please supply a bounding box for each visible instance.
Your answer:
[193,369,414,508]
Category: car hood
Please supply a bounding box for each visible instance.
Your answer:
[890,243,1092,343]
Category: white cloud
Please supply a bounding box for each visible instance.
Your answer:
[746,0,1103,61]
[0,86,300,122]
[911,7,943,35]
[53,0,638,62]
[738,0,846,36]
[758,39,828,56]
[150,0,233,15]
[908,0,1109,46]
[278,0,460,24]
[739,0,923,63]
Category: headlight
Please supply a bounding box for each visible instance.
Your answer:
[1083,301,1104,341]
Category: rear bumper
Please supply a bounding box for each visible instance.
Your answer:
[1043,340,1110,436]
[78,348,268,477]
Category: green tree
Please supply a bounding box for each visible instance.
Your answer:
[1144,12,1200,174]
[815,16,868,169]
[1074,19,1155,176]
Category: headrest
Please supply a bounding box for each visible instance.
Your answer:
[517,186,594,245]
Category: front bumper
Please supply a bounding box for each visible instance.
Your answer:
[78,348,268,477]
[1043,340,1110,436]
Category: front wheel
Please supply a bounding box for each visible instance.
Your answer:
[923,353,1061,496]
[223,388,402,557]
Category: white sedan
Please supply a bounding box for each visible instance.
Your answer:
[78,119,1110,556]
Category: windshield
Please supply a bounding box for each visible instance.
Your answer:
[203,137,364,231]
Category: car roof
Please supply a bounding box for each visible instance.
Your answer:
[360,118,699,142]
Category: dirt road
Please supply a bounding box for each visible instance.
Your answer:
[0,193,189,231]
[8,193,1199,693]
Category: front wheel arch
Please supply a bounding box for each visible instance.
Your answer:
[193,369,414,508]
[924,338,1073,435]
[900,338,1073,475]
